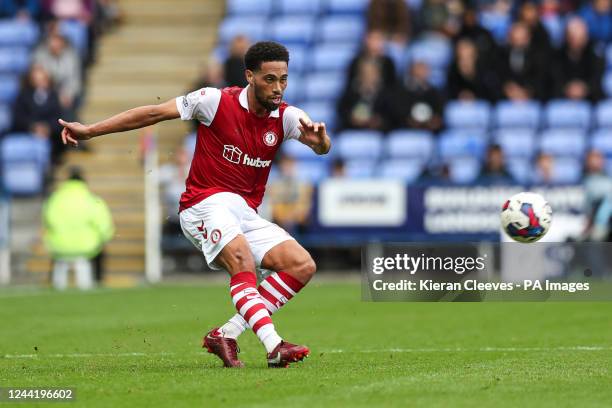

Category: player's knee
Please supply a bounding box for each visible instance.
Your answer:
[292,255,316,283]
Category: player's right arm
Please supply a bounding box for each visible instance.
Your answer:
[59,87,222,146]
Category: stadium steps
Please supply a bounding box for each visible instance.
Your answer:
[22,0,225,283]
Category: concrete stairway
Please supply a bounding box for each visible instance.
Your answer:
[25,0,225,286]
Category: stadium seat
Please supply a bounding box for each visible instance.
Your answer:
[539,129,587,157]
[277,0,323,15]
[271,16,316,45]
[0,20,39,46]
[283,75,302,104]
[303,72,346,102]
[492,129,536,158]
[218,17,267,44]
[298,101,337,131]
[59,20,88,56]
[385,130,434,160]
[595,99,612,128]
[493,100,541,129]
[590,129,612,156]
[544,100,592,129]
[478,10,511,43]
[326,0,370,15]
[549,157,582,184]
[0,75,19,103]
[0,134,50,195]
[226,0,272,15]
[183,132,197,159]
[438,129,488,159]
[444,100,491,129]
[317,16,365,43]
[541,15,564,48]
[606,44,612,68]
[336,130,383,161]
[282,138,330,161]
[377,159,424,183]
[344,159,376,178]
[408,36,452,69]
[0,47,30,74]
[309,43,356,72]
[604,71,612,98]
[294,160,328,183]
[0,103,11,133]
[448,157,481,184]
[506,157,531,184]
[286,45,307,75]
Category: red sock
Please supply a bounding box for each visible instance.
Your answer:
[257,271,305,314]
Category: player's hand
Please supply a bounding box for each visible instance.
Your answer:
[58,118,92,147]
[298,117,329,153]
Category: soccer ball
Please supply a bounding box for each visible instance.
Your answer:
[501,192,553,243]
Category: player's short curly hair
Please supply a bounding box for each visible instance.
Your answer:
[244,41,289,71]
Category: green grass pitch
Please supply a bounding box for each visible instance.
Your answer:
[1,281,611,407]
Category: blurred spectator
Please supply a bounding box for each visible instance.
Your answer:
[337,59,392,131]
[43,167,114,290]
[582,149,612,241]
[517,2,553,58]
[42,0,93,22]
[579,0,612,45]
[389,61,444,131]
[417,0,464,36]
[224,35,249,87]
[477,144,515,184]
[33,31,82,110]
[366,0,412,43]
[446,38,499,101]
[268,155,313,236]
[159,145,190,237]
[500,22,546,101]
[12,65,65,165]
[553,17,604,101]
[331,158,347,178]
[454,6,498,68]
[0,0,41,20]
[532,152,555,184]
[347,30,397,89]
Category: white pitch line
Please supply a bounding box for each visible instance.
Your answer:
[2,346,611,359]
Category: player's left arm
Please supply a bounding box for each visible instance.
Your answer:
[297,117,331,155]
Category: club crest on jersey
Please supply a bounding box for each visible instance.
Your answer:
[263,131,278,146]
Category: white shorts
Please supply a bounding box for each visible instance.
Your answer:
[179,192,294,270]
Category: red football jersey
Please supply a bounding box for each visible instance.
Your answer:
[175,86,306,212]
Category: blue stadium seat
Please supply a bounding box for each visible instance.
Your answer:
[344,159,376,178]
[59,20,88,56]
[283,75,302,104]
[336,130,383,160]
[544,100,592,129]
[493,100,541,129]
[604,71,612,98]
[286,45,307,74]
[0,20,39,46]
[438,129,488,159]
[226,0,272,15]
[318,16,365,43]
[1,134,50,195]
[271,16,316,45]
[277,0,323,15]
[309,43,356,72]
[548,157,582,184]
[594,99,612,128]
[408,36,452,69]
[282,138,330,161]
[294,160,328,183]
[377,159,424,182]
[606,44,612,68]
[542,15,564,48]
[492,129,536,158]
[444,100,491,129]
[326,0,369,15]
[0,47,29,74]
[479,10,511,43]
[183,132,197,158]
[0,103,11,133]
[385,130,434,160]
[0,75,19,103]
[218,17,266,44]
[298,101,337,131]
[506,158,531,184]
[303,72,346,102]
[539,129,587,157]
[448,157,481,184]
[591,129,612,156]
